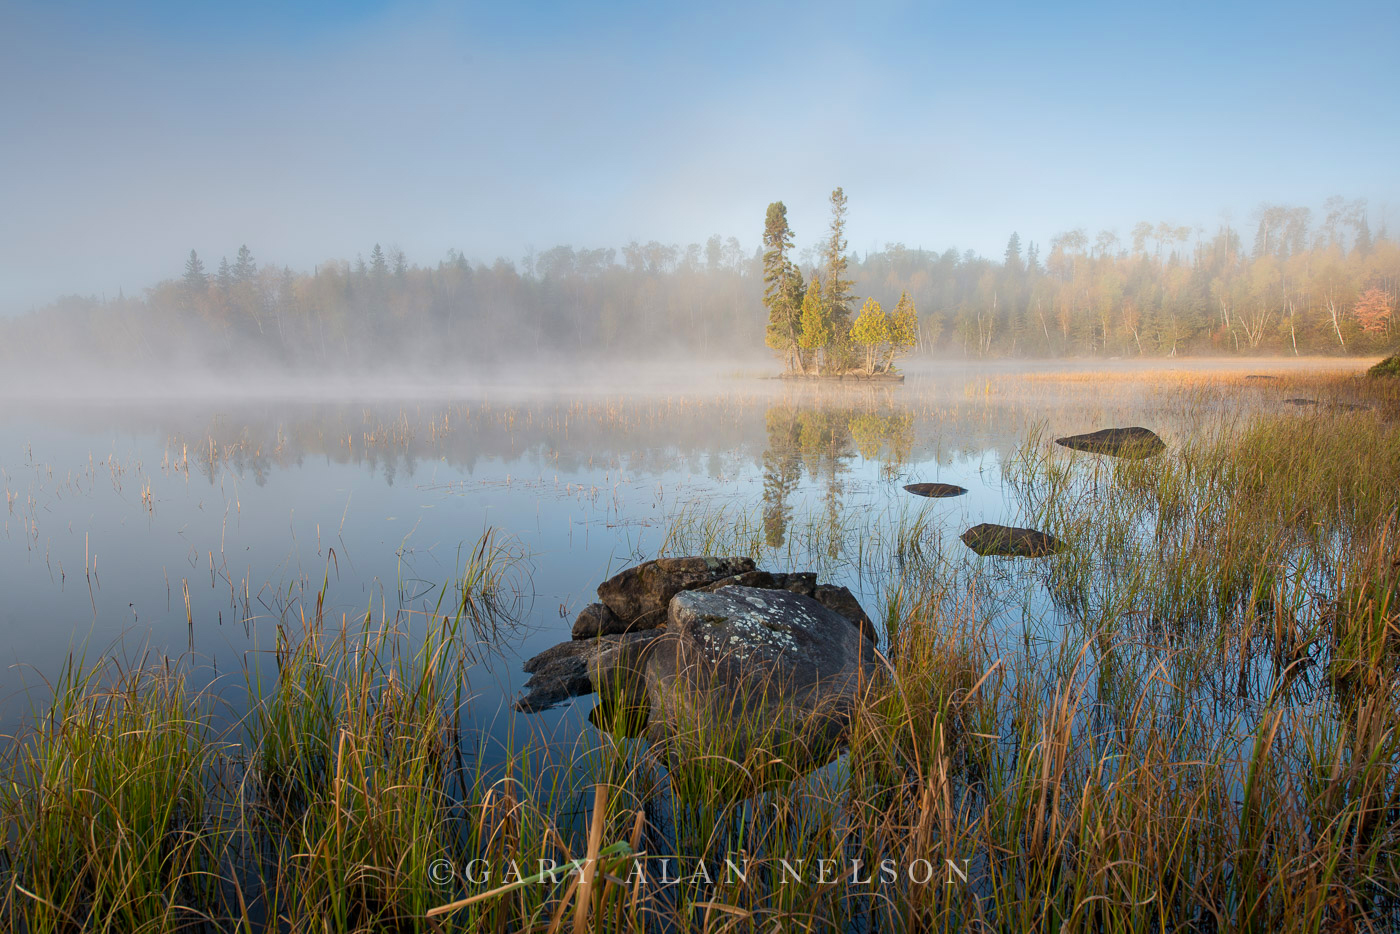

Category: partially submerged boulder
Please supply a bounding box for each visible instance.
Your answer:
[518,558,882,784]
[1055,427,1165,459]
[903,482,968,498]
[596,556,756,630]
[961,523,1064,558]
[642,586,879,770]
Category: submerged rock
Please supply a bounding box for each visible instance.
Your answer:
[642,586,879,767]
[596,556,756,631]
[961,523,1065,558]
[903,482,968,498]
[1054,426,1165,459]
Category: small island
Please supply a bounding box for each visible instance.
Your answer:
[762,189,918,380]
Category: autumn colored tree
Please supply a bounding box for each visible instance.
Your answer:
[886,291,919,369]
[1354,287,1393,335]
[849,298,888,374]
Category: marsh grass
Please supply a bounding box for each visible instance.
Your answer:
[3,369,1400,931]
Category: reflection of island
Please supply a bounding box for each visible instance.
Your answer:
[760,404,913,547]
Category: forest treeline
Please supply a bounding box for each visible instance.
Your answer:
[1,196,1395,372]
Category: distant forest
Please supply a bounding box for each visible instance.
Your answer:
[2,196,1395,371]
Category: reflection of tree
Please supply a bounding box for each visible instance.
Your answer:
[762,409,804,548]
[760,403,914,547]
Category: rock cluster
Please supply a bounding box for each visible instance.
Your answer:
[516,556,880,771]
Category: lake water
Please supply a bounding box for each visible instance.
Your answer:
[0,361,1313,752]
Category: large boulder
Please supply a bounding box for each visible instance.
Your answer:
[641,586,879,772]
[596,556,756,631]
[961,523,1064,558]
[1055,426,1165,459]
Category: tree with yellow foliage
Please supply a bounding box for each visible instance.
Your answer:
[798,272,830,372]
[849,297,888,374]
[885,291,919,370]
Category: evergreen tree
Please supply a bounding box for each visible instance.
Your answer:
[798,272,830,372]
[1004,232,1023,273]
[822,188,857,356]
[887,291,919,369]
[762,202,804,370]
[370,243,388,279]
[216,257,233,292]
[233,245,256,283]
[183,250,208,294]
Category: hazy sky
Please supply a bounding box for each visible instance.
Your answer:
[2,0,1397,314]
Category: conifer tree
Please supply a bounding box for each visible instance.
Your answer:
[183,249,207,294]
[886,291,919,369]
[762,202,804,371]
[798,272,830,372]
[822,188,857,367]
[233,245,256,283]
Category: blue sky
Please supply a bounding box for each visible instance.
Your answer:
[2,0,1397,312]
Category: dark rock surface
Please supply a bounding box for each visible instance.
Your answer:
[641,586,879,764]
[570,602,627,639]
[1054,426,1166,459]
[516,641,596,711]
[813,583,878,642]
[698,570,817,598]
[596,556,756,630]
[903,482,968,498]
[1284,398,1319,407]
[517,632,658,712]
[961,523,1065,558]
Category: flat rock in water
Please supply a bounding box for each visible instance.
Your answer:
[1054,427,1165,459]
[903,482,968,498]
[961,523,1065,558]
[596,556,756,631]
[642,586,879,767]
